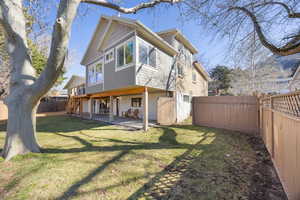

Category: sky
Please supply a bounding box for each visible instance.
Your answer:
[59,3,228,90]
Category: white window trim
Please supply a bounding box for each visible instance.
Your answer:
[105,49,114,64]
[136,37,158,71]
[87,58,104,86]
[115,38,135,72]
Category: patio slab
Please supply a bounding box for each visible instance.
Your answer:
[78,114,159,130]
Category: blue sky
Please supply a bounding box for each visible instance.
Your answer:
[60,3,228,89]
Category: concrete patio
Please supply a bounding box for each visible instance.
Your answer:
[75,113,158,130]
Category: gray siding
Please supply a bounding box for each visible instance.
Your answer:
[136,36,176,91]
[85,32,136,94]
[86,83,104,94]
[104,60,135,91]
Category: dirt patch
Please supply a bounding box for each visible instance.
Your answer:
[133,131,287,200]
[246,135,287,200]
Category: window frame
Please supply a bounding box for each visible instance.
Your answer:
[87,58,104,86]
[137,37,158,70]
[131,97,142,108]
[105,49,114,64]
[115,38,135,72]
[192,72,197,83]
[183,95,190,102]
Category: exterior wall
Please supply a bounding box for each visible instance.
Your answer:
[136,35,176,91]
[159,33,174,46]
[85,32,136,94]
[118,92,167,120]
[101,22,133,50]
[82,100,89,113]
[82,18,109,65]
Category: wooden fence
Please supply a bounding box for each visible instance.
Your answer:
[192,96,259,134]
[260,92,300,200]
[0,100,8,121]
[157,97,176,125]
[192,94,300,199]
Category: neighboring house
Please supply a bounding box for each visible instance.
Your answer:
[65,15,209,129]
[63,75,86,97]
[289,65,300,91]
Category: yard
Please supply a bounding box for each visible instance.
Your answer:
[0,116,286,200]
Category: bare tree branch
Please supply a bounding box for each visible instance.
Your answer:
[253,1,300,18]
[82,0,180,13]
[229,6,300,56]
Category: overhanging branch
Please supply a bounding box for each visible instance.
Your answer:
[81,0,181,14]
[229,6,300,56]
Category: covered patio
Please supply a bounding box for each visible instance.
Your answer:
[92,114,158,130]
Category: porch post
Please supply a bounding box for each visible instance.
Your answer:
[109,96,114,122]
[89,98,93,119]
[143,87,149,131]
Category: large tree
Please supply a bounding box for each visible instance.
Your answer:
[209,65,232,95]
[0,0,180,161]
[182,0,300,56]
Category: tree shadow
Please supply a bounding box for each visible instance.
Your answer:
[55,150,129,200]
[1,115,221,200]
[52,126,213,200]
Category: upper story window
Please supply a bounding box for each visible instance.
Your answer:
[138,39,156,68]
[192,72,197,82]
[88,59,103,86]
[116,39,134,70]
[183,95,190,102]
[105,49,114,64]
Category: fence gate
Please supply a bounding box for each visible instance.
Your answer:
[192,96,259,134]
[157,97,176,125]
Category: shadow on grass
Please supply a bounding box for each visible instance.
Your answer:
[0,115,230,200]
[51,125,215,200]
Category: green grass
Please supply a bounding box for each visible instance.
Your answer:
[0,116,258,200]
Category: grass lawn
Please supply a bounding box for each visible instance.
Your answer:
[0,116,285,200]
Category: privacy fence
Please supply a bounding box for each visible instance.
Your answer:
[260,92,300,200]
[192,96,259,134]
[192,93,300,200]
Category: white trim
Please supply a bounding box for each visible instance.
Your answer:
[115,38,135,72]
[105,48,114,64]
[87,58,104,87]
[96,19,113,51]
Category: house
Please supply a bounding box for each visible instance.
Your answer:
[65,15,209,130]
[289,65,300,91]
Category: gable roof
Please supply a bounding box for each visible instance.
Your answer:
[193,61,211,81]
[157,29,198,54]
[81,15,178,65]
[63,75,85,90]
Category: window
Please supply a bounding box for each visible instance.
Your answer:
[192,72,197,82]
[88,59,103,86]
[183,95,190,102]
[131,98,142,107]
[105,49,114,63]
[177,63,183,77]
[116,40,134,69]
[138,39,156,68]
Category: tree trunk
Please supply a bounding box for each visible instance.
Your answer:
[1,97,40,161]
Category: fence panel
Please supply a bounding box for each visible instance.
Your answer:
[260,92,300,200]
[192,96,259,134]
